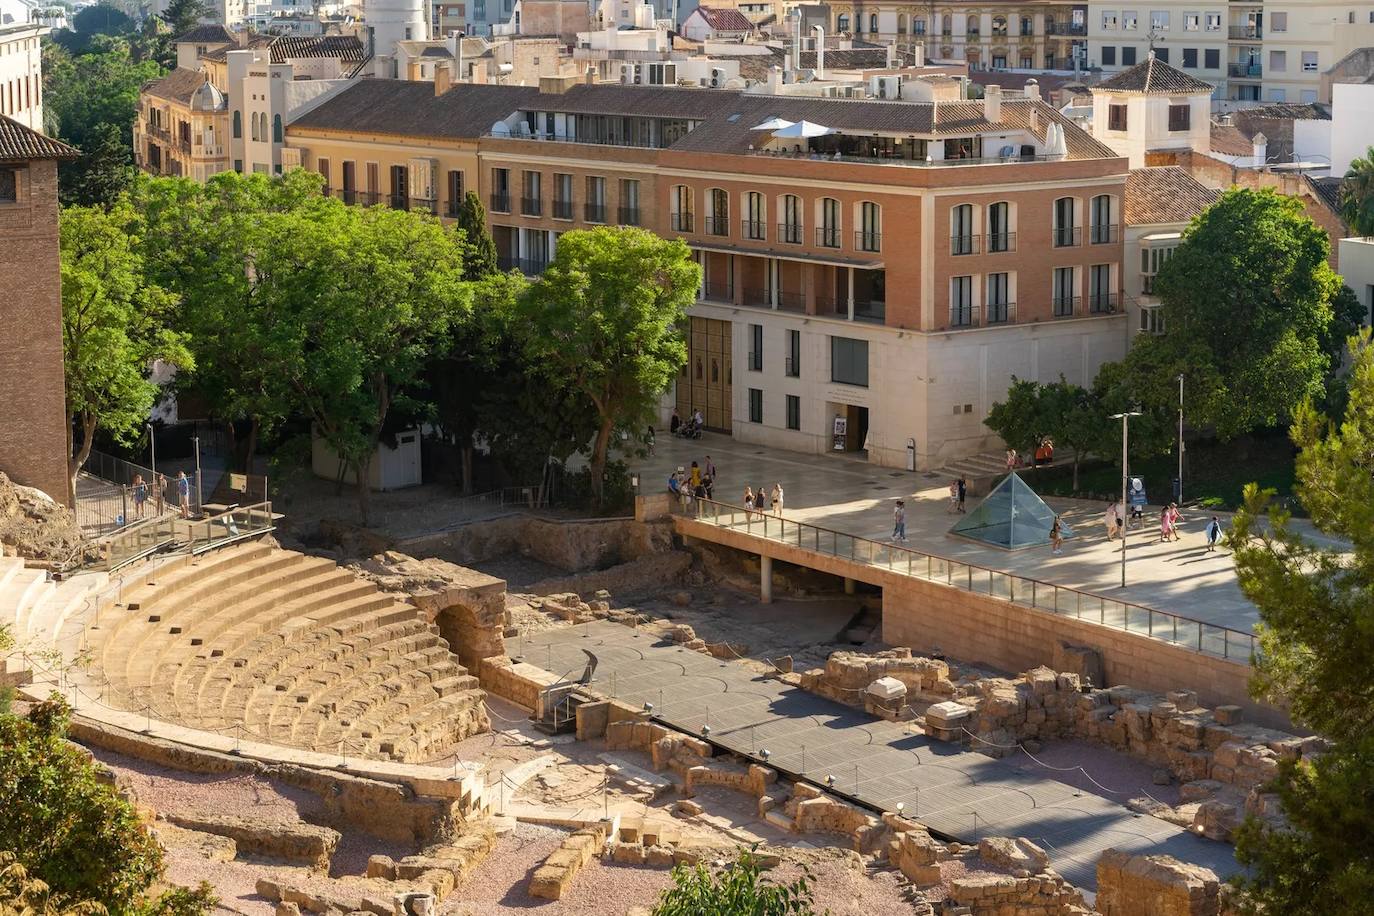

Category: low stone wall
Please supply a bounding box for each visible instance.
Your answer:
[683,761,775,799]
[605,719,713,775]
[477,656,559,711]
[401,516,675,574]
[161,812,339,870]
[1095,848,1233,916]
[529,822,609,900]
[523,551,694,599]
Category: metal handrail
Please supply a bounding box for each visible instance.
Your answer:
[683,498,1258,662]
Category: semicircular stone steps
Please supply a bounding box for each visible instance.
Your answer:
[89,544,491,762]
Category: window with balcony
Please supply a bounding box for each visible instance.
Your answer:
[818,197,840,248]
[585,176,606,222]
[986,272,1012,323]
[708,188,729,236]
[1089,264,1115,312]
[951,203,977,254]
[522,170,542,216]
[389,164,409,210]
[491,168,511,212]
[619,179,640,225]
[316,157,331,190]
[748,324,763,371]
[446,170,463,216]
[786,329,800,377]
[1108,104,1127,130]
[1141,244,1176,293]
[992,15,1006,35]
[553,172,573,220]
[785,395,800,430]
[748,388,763,423]
[1090,194,1116,243]
[1053,197,1078,247]
[1122,10,1137,29]
[859,201,881,252]
[672,184,693,232]
[1053,267,1078,316]
[830,336,868,387]
[988,201,1013,252]
[780,194,802,244]
[1020,15,1032,35]
[913,16,926,34]
[950,276,974,326]
[1167,104,1191,132]
[744,191,766,240]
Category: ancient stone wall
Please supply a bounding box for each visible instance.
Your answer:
[401,516,675,573]
[1095,848,1231,916]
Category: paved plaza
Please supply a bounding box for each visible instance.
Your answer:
[626,432,1262,635]
[529,621,1242,892]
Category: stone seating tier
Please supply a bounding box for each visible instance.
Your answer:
[89,544,491,762]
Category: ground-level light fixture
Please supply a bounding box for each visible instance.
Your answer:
[760,749,771,761]
[825,774,835,788]
[701,724,711,737]
[896,802,905,815]
[643,702,653,714]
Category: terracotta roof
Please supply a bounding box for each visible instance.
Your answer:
[1209,122,1252,156]
[1094,54,1216,94]
[0,116,79,162]
[141,67,211,105]
[200,34,272,61]
[1124,167,1220,225]
[692,5,754,31]
[269,34,365,62]
[173,24,235,44]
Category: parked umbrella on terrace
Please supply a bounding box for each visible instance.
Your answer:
[771,119,837,138]
[751,117,796,130]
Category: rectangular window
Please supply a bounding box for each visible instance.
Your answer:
[1270,50,1286,72]
[366,162,379,194]
[585,176,606,222]
[491,167,510,212]
[1141,244,1175,293]
[619,178,640,225]
[1122,10,1137,29]
[1270,11,1286,31]
[1150,10,1169,29]
[1302,51,1318,72]
[1101,10,1117,28]
[1140,304,1166,335]
[1156,47,1170,63]
[552,172,573,220]
[316,157,330,189]
[781,195,802,243]
[672,185,694,232]
[1053,197,1077,247]
[988,202,1011,252]
[950,276,974,326]
[1053,267,1077,316]
[1268,88,1287,103]
[522,170,542,216]
[859,201,880,252]
[1183,48,1197,68]
[1302,89,1318,103]
[1168,104,1191,131]
[447,170,463,216]
[786,329,800,377]
[1122,46,1137,65]
[986,272,1011,323]
[1108,103,1127,130]
[748,388,763,423]
[785,395,800,430]
[0,167,16,203]
[830,336,869,387]
[1089,264,1114,312]
[1102,46,1117,65]
[1205,11,1220,30]
[748,324,763,371]
[1205,48,1219,69]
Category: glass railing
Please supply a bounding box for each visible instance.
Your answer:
[187,501,275,555]
[684,499,1257,662]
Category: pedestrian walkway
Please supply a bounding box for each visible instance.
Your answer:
[626,433,1260,635]
[528,621,1242,892]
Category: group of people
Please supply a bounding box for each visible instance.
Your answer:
[667,408,705,440]
[945,477,968,514]
[1101,499,1226,552]
[129,471,193,520]
[1005,437,1055,472]
[744,483,785,517]
[668,456,717,507]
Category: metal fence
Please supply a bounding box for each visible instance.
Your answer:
[687,499,1258,663]
[74,450,203,537]
[98,501,275,572]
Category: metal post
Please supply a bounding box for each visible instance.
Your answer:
[1110,410,1140,589]
[148,423,157,480]
[1177,373,1185,504]
[193,436,203,514]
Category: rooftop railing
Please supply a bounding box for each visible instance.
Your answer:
[684,498,1258,662]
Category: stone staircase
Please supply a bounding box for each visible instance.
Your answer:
[1,555,108,680]
[932,451,1013,482]
[86,543,491,762]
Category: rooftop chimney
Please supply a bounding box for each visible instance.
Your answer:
[1024,77,1039,101]
[435,63,452,96]
[984,83,1002,121]
[585,65,596,85]
[812,24,825,78]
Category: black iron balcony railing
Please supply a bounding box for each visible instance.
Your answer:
[705,216,730,237]
[490,192,511,213]
[785,356,800,377]
[986,231,1017,253]
[411,197,438,215]
[856,230,881,252]
[1053,295,1081,317]
[521,196,542,217]
[816,226,841,248]
[747,349,762,371]
[1089,223,1119,244]
[446,199,463,218]
[1053,226,1081,247]
[552,199,573,220]
[742,219,767,240]
[671,212,694,233]
[986,301,1016,324]
[618,206,640,226]
[951,233,980,255]
[389,194,409,211]
[778,291,805,313]
[1089,292,1120,314]
[584,203,607,223]
[778,222,804,244]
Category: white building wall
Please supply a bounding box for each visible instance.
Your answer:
[1091,88,1211,168]
[1087,0,1227,80]
[1338,237,1374,327]
[1331,82,1374,175]
[0,23,45,131]
[1259,2,1374,104]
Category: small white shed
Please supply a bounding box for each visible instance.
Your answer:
[311,428,422,491]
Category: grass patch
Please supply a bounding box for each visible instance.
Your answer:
[1030,431,1299,513]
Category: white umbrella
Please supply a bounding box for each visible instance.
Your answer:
[772,119,836,138]
[751,117,796,130]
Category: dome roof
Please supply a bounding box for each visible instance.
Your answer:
[189,80,227,112]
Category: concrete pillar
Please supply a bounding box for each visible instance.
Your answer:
[733,255,744,306]
[760,555,773,604]
[847,268,856,321]
[844,577,856,595]
[770,258,779,309]
[804,262,817,314]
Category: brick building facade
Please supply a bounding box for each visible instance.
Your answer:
[0,116,77,504]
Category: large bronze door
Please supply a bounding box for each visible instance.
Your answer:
[678,317,732,432]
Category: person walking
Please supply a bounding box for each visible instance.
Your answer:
[670,409,681,436]
[132,474,148,519]
[1168,502,1183,542]
[176,471,191,518]
[755,484,770,514]
[1006,449,1018,471]
[771,483,784,516]
[646,424,656,456]
[1204,516,1223,552]
[1050,515,1063,555]
[743,486,755,517]
[704,455,716,481]
[1104,500,1119,540]
[1159,506,1172,543]
[892,500,907,542]
[947,480,959,513]
[956,476,967,514]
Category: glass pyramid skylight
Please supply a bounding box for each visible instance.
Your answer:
[950,472,1072,550]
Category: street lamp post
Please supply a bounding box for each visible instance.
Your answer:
[1110,410,1142,589]
[1176,374,1184,504]
[147,423,157,480]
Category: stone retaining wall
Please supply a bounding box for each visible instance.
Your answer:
[1095,848,1234,916]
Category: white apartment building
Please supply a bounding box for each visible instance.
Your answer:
[1337,237,1374,326]
[0,15,44,131]
[1089,0,1374,103]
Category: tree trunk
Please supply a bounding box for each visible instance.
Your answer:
[67,412,96,510]
[460,444,473,495]
[1072,452,1081,491]
[589,415,615,506]
[355,452,373,526]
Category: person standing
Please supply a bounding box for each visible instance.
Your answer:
[1167,502,1182,542]
[947,480,959,513]
[956,476,967,514]
[892,500,907,541]
[1159,506,1172,543]
[755,484,770,514]
[743,486,755,517]
[1006,449,1018,471]
[771,483,784,516]
[176,471,191,518]
[154,473,167,516]
[704,455,716,481]
[132,474,148,518]
[1205,516,1222,552]
[1104,500,1119,540]
[670,409,681,435]
[646,424,656,456]
[690,461,702,489]
[1050,515,1063,555]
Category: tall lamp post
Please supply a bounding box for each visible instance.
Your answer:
[1110,410,1142,589]
[1176,374,1185,504]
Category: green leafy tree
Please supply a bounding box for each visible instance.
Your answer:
[0,698,216,915]
[1227,330,1374,914]
[1340,145,1374,238]
[984,377,1050,461]
[653,847,821,915]
[454,190,498,280]
[1040,377,1100,490]
[56,4,137,52]
[61,122,136,207]
[1149,188,1343,440]
[516,227,698,504]
[158,0,212,41]
[61,202,190,505]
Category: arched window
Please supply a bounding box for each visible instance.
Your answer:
[987,201,1012,252]
[836,13,849,32]
[708,188,729,236]
[992,15,1006,35]
[272,114,282,143]
[967,14,979,34]
[819,197,840,247]
[951,203,975,254]
[868,13,878,33]
[1090,194,1114,243]
[744,191,765,239]
[897,13,906,33]
[859,201,881,251]
[1020,15,1032,35]
[250,112,259,141]
[1053,197,1077,247]
[941,13,951,34]
[672,184,693,232]
[913,16,925,34]
[232,110,241,138]
[781,194,802,243]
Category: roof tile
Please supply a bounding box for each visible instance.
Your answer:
[1124,166,1220,224]
[1095,54,1216,94]
[0,115,79,162]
